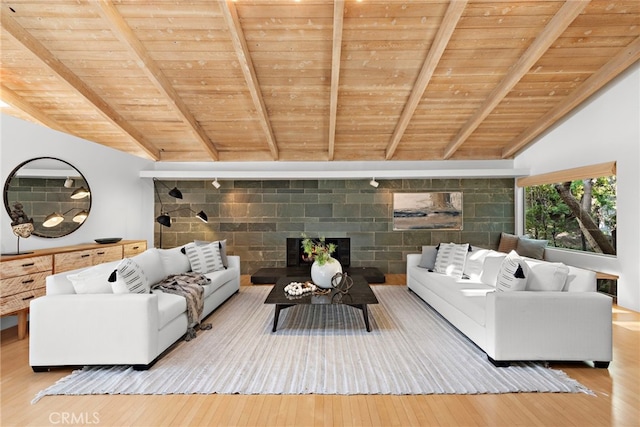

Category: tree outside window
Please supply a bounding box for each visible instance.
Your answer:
[524,176,616,255]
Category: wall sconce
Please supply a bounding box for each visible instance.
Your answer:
[369,178,379,188]
[43,208,89,227]
[156,208,208,228]
[153,178,183,199]
[64,177,74,188]
[70,187,90,199]
[212,178,221,189]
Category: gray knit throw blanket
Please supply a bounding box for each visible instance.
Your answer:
[152,273,213,341]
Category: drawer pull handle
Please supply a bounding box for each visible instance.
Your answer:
[97,252,105,255]
[81,254,90,258]
[22,279,35,284]
[22,295,35,301]
[21,262,35,267]
[132,246,139,249]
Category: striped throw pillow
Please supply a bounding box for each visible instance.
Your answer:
[185,242,224,274]
[115,258,149,294]
[434,242,469,278]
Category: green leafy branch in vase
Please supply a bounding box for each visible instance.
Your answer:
[301,234,337,266]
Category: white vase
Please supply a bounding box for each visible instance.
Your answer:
[311,257,343,289]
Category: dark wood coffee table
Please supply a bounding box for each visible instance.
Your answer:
[264,275,379,332]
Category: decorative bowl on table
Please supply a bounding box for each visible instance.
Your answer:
[94,237,122,244]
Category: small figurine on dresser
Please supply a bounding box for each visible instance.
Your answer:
[5,202,34,255]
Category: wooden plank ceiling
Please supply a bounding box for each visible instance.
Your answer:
[1,1,639,162]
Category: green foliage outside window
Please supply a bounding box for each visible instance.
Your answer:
[524,176,616,255]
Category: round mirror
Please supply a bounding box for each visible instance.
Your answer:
[3,157,91,238]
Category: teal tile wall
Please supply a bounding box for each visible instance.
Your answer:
[154,178,515,275]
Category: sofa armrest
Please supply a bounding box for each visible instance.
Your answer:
[485,291,612,362]
[227,255,240,270]
[29,293,160,367]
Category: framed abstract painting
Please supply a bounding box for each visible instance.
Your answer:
[393,192,463,230]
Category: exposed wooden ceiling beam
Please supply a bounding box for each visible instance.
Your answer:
[0,13,160,161]
[503,37,640,159]
[385,0,467,160]
[0,85,69,133]
[328,0,345,161]
[442,0,590,160]
[94,0,219,161]
[219,0,279,160]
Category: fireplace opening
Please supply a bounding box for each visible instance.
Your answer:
[286,237,351,267]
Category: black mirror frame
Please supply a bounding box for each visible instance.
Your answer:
[3,157,92,238]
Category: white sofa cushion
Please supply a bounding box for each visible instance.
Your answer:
[67,263,114,294]
[132,248,167,286]
[158,245,191,276]
[496,251,529,292]
[112,258,149,294]
[153,291,187,329]
[526,261,570,292]
[434,243,469,278]
[185,242,224,273]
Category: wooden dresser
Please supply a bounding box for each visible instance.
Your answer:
[0,239,147,339]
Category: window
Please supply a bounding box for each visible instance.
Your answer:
[519,162,617,255]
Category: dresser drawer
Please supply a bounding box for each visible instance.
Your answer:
[0,287,45,316]
[92,246,123,264]
[0,256,52,279]
[123,241,147,257]
[54,250,94,273]
[0,271,49,298]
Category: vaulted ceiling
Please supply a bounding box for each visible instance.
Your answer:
[1,1,639,163]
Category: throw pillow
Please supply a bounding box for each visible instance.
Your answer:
[67,263,114,294]
[185,242,224,274]
[496,250,529,292]
[417,245,438,270]
[195,239,229,268]
[434,242,469,279]
[463,248,492,281]
[131,248,167,286]
[111,258,149,294]
[159,245,191,276]
[480,253,507,286]
[498,232,519,253]
[516,237,548,260]
[526,262,570,291]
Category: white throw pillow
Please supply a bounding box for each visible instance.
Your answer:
[480,254,507,287]
[67,263,114,294]
[434,243,469,279]
[112,258,149,294]
[131,248,167,286]
[526,262,570,291]
[158,245,191,276]
[463,248,492,280]
[185,242,224,274]
[496,250,529,292]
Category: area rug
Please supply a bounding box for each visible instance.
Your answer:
[33,286,592,403]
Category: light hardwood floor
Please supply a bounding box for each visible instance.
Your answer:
[1,275,638,427]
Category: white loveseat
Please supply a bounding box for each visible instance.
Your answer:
[29,244,240,371]
[406,245,612,367]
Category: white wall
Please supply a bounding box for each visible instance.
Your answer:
[514,62,640,312]
[1,114,154,328]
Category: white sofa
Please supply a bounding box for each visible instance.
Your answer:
[406,245,612,367]
[29,245,240,371]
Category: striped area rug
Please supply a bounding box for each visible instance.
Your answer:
[33,286,591,402]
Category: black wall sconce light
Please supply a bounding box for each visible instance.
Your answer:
[153,178,208,248]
